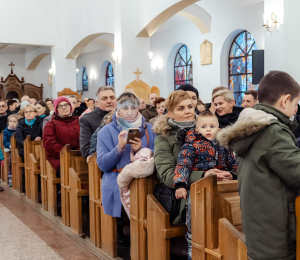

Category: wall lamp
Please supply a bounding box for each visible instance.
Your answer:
[263,12,278,32]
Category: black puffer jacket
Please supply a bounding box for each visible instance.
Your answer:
[0,114,8,133]
[15,117,43,158]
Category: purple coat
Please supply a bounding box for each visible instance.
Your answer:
[97,113,156,217]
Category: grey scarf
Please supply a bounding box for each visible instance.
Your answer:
[168,118,195,141]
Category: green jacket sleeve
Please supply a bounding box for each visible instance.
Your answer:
[269,125,300,187]
[142,110,150,122]
[154,135,205,188]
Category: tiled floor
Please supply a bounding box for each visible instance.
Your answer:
[0,190,100,260]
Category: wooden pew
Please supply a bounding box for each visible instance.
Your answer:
[147,194,187,260]
[130,174,159,260]
[11,133,24,193]
[40,143,61,215]
[60,145,88,230]
[24,136,42,201]
[190,175,243,259]
[0,132,9,184]
[88,153,117,258]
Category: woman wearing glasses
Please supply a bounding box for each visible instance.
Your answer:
[43,97,80,177]
[15,104,43,160]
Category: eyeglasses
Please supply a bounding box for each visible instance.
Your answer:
[57,103,70,109]
[0,105,6,109]
[25,111,35,114]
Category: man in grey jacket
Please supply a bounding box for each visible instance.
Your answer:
[79,86,116,159]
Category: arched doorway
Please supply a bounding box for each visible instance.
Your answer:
[6,91,19,100]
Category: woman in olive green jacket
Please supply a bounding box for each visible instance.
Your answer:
[153,90,233,224]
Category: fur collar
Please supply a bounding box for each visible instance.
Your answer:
[152,114,173,137]
[217,108,277,147]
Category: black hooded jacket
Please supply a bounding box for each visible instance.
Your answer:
[216,106,243,129]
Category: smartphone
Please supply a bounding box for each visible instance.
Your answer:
[127,128,140,144]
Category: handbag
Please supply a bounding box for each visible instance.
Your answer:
[153,183,182,223]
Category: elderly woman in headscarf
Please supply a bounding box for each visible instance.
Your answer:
[96,90,156,218]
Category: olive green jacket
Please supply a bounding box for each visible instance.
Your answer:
[142,105,158,123]
[217,104,300,260]
[153,115,204,224]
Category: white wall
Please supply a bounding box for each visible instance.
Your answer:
[150,3,264,103]
[76,48,114,99]
[0,48,52,99]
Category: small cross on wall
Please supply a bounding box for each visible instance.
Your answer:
[9,62,15,74]
[134,68,142,82]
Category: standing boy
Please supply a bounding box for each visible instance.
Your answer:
[217,71,300,260]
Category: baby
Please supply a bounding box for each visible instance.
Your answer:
[173,111,237,260]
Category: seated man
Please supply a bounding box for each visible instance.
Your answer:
[242,90,258,108]
[80,86,117,159]
[142,92,158,122]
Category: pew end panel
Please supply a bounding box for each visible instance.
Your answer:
[0,132,9,184]
[40,143,48,211]
[46,160,60,216]
[29,153,40,203]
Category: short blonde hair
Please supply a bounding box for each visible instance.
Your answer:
[18,104,37,118]
[196,111,218,125]
[8,114,20,123]
[212,90,235,103]
[165,90,192,112]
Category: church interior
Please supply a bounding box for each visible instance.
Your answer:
[0,0,299,259]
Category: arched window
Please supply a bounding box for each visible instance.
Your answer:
[106,62,114,87]
[229,31,257,106]
[174,45,193,90]
[82,67,89,91]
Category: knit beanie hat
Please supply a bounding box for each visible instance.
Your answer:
[177,84,199,98]
[53,96,72,114]
[20,100,30,109]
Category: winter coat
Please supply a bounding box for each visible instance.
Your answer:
[97,113,156,217]
[216,106,243,129]
[3,127,15,148]
[42,113,53,130]
[0,147,3,161]
[0,114,8,134]
[80,107,110,159]
[142,104,158,122]
[174,129,237,189]
[15,117,43,158]
[43,114,80,172]
[152,114,206,224]
[217,104,300,260]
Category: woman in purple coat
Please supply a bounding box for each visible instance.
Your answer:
[96,90,156,244]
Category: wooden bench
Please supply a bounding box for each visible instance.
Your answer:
[24,136,42,201]
[0,131,10,185]
[11,133,24,193]
[88,152,117,258]
[190,175,244,259]
[40,143,61,215]
[60,145,88,231]
[130,174,159,260]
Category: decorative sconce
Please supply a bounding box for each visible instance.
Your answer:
[263,12,278,32]
[48,69,54,86]
[90,71,96,80]
[153,65,159,72]
[76,68,79,75]
[149,52,153,61]
[112,52,119,63]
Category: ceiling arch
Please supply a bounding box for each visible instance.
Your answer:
[27,53,50,70]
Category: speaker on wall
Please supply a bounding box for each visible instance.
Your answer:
[252,50,264,85]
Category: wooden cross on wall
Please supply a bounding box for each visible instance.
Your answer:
[9,62,15,74]
[134,68,142,82]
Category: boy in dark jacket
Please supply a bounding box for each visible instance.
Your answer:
[174,111,237,260]
[217,71,300,260]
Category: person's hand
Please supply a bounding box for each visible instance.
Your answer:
[129,137,142,152]
[86,156,91,163]
[35,137,41,141]
[204,169,220,177]
[204,169,233,181]
[175,188,187,199]
[118,130,128,150]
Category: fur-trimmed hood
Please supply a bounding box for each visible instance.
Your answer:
[217,107,277,148]
[152,114,174,137]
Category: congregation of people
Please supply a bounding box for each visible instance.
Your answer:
[2,70,300,260]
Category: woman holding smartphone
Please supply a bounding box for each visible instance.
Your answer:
[96,90,156,243]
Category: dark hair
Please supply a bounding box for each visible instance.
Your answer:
[45,98,53,103]
[35,100,50,116]
[244,90,258,100]
[258,71,300,105]
[154,97,166,108]
[177,84,199,98]
[7,99,18,107]
[212,86,228,96]
[197,98,205,106]
[88,98,95,102]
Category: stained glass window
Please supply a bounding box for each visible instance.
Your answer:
[106,62,114,87]
[82,67,88,91]
[229,31,257,106]
[174,45,193,90]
